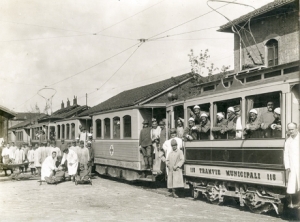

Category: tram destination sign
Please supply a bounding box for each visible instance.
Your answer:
[185,164,285,187]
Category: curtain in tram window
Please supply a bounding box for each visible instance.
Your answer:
[247,97,254,119]
[213,103,217,126]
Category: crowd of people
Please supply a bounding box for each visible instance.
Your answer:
[183,101,282,141]
[1,136,95,184]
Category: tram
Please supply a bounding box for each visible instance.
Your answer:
[167,61,299,214]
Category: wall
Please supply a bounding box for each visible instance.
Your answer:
[233,6,299,72]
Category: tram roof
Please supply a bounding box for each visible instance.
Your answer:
[218,0,296,33]
[79,73,193,116]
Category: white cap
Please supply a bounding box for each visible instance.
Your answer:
[88,133,92,137]
[217,112,224,118]
[87,141,92,144]
[274,108,280,115]
[188,117,195,122]
[193,105,200,109]
[76,137,79,140]
[227,107,234,112]
[200,113,208,117]
[249,109,258,114]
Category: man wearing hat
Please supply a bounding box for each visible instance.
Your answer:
[139,120,153,170]
[166,139,184,198]
[212,112,228,139]
[270,108,281,138]
[198,113,210,140]
[161,128,183,175]
[183,118,199,141]
[60,144,79,182]
[221,107,237,139]
[260,101,275,138]
[190,105,202,125]
[244,109,261,139]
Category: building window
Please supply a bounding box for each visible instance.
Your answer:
[104,118,110,139]
[123,115,131,138]
[266,39,278,67]
[62,124,65,139]
[71,123,75,140]
[57,125,60,139]
[66,124,70,139]
[96,119,102,139]
[113,117,120,139]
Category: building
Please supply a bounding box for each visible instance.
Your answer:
[0,105,16,144]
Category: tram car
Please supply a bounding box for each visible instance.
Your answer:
[166,61,299,214]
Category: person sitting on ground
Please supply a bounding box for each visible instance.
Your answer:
[166,139,184,198]
[183,118,199,141]
[244,109,261,139]
[76,163,90,182]
[260,101,275,138]
[44,156,67,184]
[212,112,228,139]
[176,117,185,139]
[139,120,152,170]
[221,107,237,139]
[270,108,282,138]
[198,113,210,140]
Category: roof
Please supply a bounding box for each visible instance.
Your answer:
[79,73,192,116]
[9,113,47,130]
[0,105,16,119]
[219,0,296,32]
[39,105,89,121]
[11,112,41,121]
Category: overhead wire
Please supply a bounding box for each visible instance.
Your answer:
[96,0,166,34]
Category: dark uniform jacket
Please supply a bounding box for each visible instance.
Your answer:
[223,114,237,139]
[212,119,228,139]
[139,127,152,147]
[244,118,261,139]
[198,119,211,140]
[183,126,199,141]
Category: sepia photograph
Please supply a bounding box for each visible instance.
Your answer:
[0,0,299,221]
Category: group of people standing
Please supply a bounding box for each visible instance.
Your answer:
[1,137,95,184]
[139,118,184,197]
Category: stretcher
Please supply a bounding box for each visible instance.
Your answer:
[0,163,28,170]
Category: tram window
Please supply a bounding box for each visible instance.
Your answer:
[246,91,281,139]
[62,124,65,139]
[113,117,120,139]
[66,124,70,139]
[57,125,60,139]
[96,119,102,139]
[213,98,241,140]
[71,123,75,140]
[104,118,111,139]
[123,115,131,138]
[187,103,210,140]
[174,105,184,128]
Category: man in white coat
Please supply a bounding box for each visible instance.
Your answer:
[61,146,78,182]
[14,145,25,172]
[49,142,61,157]
[41,151,58,181]
[34,144,41,176]
[284,122,300,208]
[10,142,17,161]
[161,128,183,175]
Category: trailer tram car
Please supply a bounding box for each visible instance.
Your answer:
[167,62,299,214]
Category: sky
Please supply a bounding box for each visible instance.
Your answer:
[0,0,273,113]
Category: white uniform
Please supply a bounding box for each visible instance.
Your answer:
[61,149,78,175]
[10,146,17,159]
[162,137,183,175]
[284,133,300,194]
[41,156,56,180]
[14,149,25,164]
[27,149,35,168]
[1,147,13,163]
